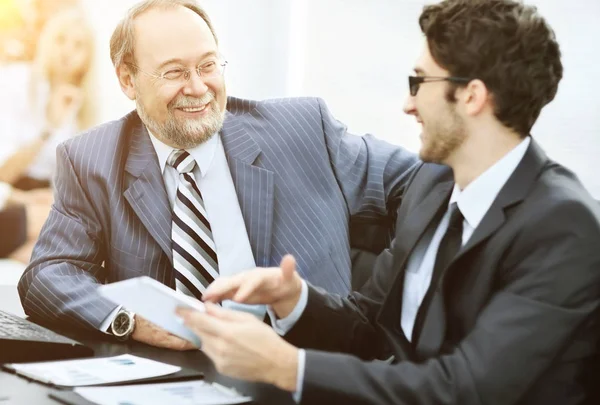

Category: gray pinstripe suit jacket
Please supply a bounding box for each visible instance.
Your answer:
[18,96,418,330]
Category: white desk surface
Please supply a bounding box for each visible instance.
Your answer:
[0,258,26,285]
[0,259,26,316]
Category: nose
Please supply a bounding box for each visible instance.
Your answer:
[403,93,416,116]
[182,73,209,97]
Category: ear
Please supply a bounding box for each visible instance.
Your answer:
[116,64,136,100]
[461,79,489,117]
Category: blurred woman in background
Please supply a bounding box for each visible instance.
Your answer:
[0,7,95,263]
[0,8,95,190]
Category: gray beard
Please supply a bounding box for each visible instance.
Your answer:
[136,96,225,149]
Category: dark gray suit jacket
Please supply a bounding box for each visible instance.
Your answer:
[17,96,418,330]
[286,139,600,405]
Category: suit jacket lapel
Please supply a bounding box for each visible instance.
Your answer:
[457,139,547,261]
[378,177,454,351]
[415,139,548,357]
[123,118,173,262]
[220,111,275,267]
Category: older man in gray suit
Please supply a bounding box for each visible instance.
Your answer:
[18,0,417,350]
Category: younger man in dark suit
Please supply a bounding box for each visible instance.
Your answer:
[178,1,600,404]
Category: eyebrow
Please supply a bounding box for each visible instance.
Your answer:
[156,51,219,70]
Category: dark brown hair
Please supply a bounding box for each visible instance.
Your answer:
[419,0,563,136]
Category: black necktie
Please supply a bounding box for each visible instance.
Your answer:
[412,202,464,342]
[432,202,464,281]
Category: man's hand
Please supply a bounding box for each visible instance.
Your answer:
[203,255,302,319]
[177,303,298,392]
[131,315,196,351]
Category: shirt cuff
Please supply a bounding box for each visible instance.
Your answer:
[266,280,308,336]
[292,349,306,403]
[99,305,122,334]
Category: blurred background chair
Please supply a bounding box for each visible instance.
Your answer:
[0,202,27,258]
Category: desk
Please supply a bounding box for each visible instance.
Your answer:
[0,285,294,404]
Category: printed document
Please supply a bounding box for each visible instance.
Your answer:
[75,380,252,405]
[6,354,180,386]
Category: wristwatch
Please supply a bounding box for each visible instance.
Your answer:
[110,309,136,341]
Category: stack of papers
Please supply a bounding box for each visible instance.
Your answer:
[5,354,180,387]
[75,381,252,405]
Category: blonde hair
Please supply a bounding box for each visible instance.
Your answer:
[30,8,96,130]
[110,0,218,73]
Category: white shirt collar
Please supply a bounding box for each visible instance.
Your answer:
[449,136,531,229]
[147,129,219,178]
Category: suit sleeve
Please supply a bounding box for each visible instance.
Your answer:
[317,98,419,250]
[17,143,117,330]
[285,234,399,360]
[293,200,600,405]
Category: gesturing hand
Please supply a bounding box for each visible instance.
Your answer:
[203,255,303,319]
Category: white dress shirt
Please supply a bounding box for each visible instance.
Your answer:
[100,129,263,332]
[400,136,530,339]
[272,136,531,401]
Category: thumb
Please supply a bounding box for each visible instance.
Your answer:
[204,302,254,322]
[280,254,297,281]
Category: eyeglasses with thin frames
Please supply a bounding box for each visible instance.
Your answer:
[408,76,471,96]
[127,59,228,87]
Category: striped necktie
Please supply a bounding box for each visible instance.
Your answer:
[168,149,219,300]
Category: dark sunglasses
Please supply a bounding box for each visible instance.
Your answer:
[408,76,471,96]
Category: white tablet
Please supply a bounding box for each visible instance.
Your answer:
[97,276,204,346]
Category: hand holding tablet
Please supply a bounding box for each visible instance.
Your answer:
[98,276,205,346]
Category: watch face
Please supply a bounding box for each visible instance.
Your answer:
[113,313,131,335]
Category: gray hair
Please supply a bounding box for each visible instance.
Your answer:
[109,0,218,72]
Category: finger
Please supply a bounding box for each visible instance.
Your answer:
[178,306,228,337]
[232,274,263,303]
[176,307,209,328]
[203,275,244,302]
[176,307,195,318]
[280,254,297,281]
[204,302,256,323]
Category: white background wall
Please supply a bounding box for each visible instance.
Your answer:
[83,0,600,197]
